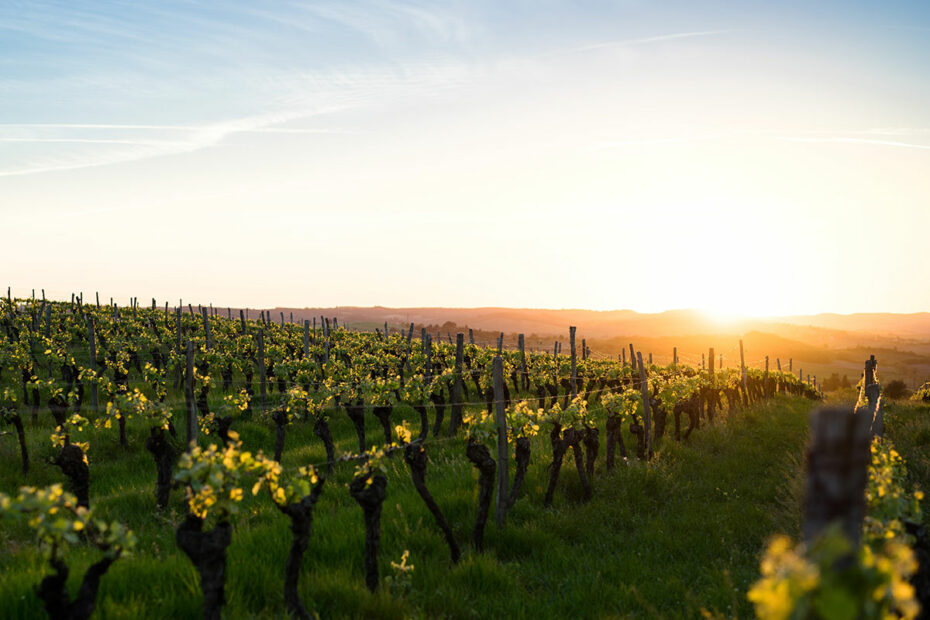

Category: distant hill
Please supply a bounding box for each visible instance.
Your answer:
[239,305,930,389]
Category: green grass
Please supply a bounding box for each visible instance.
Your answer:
[0,395,813,619]
[884,400,930,528]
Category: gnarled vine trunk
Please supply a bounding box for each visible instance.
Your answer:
[277,479,326,619]
[312,418,336,473]
[349,473,387,591]
[52,444,89,508]
[465,439,496,550]
[404,443,460,563]
[176,515,232,620]
[37,555,115,620]
[507,436,531,509]
[145,427,177,510]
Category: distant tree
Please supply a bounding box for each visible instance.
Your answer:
[883,379,911,400]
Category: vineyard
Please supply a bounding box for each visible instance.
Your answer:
[0,293,908,619]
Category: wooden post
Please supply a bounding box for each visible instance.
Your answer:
[497,332,503,355]
[621,348,626,366]
[95,291,100,307]
[789,358,793,372]
[777,358,782,372]
[257,329,267,413]
[469,329,474,345]
[493,356,509,527]
[569,326,577,398]
[425,334,433,383]
[239,309,246,334]
[185,340,197,445]
[648,353,652,365]
[803,407,871,546]
[406,323,414,344]
[201,306,212,350]
[863,356,882,437]
[628,344,635,372]
[636,352,651,459]
[303,320,310,358]
[279,311,284,327]
[174,307,182,389]
[86,316,98,413]
[581,338,586,361]
[450,333,464,435]
[673,347,678,365]
[739,339,748,402]
[518,334,527,390]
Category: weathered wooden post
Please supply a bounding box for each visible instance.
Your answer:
[673,347,678,365]
[493,356,509,527]
[469,329,474,345]
[707,347,716,419]
[628,344,636,374]
[450,333,464,436]
[802,407,872,546]
[425,334,433,383]
[303,320,310,358]
[86,316,98,413]
[569,326,577,398]
[185,340,197,445]
[201,307,212,350]
[518,334,527,390]
[636,352,651,459]
[739,339,749,404]
[239,309,246,334]
[257,329,267,413]
[863,356,883,437]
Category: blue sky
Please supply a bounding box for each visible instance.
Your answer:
[2,1,929,314]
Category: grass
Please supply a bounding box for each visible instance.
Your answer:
[884,400,930,529]
[0,394,814,619]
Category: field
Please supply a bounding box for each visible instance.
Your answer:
[1,388,814,619]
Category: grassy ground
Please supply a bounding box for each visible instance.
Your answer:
[0,395,813,619]
[884,400,930,529]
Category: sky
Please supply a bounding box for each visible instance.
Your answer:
[2,1,929,317]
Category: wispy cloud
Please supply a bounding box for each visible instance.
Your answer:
[777,136,930,151]
[556,30,735,56]
[0,104,354,178]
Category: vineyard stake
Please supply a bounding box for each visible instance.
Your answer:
[493,356,509,527]
[450,333,464,436]
[257,329,267,413]
[636,351,651,459]
[303,320,310,358]
[803,407,871,546]
[86,316,98,413]
[185,339,197,445]
[569,326,577,398]
[739,339,748,404]
[201,307,212,350]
